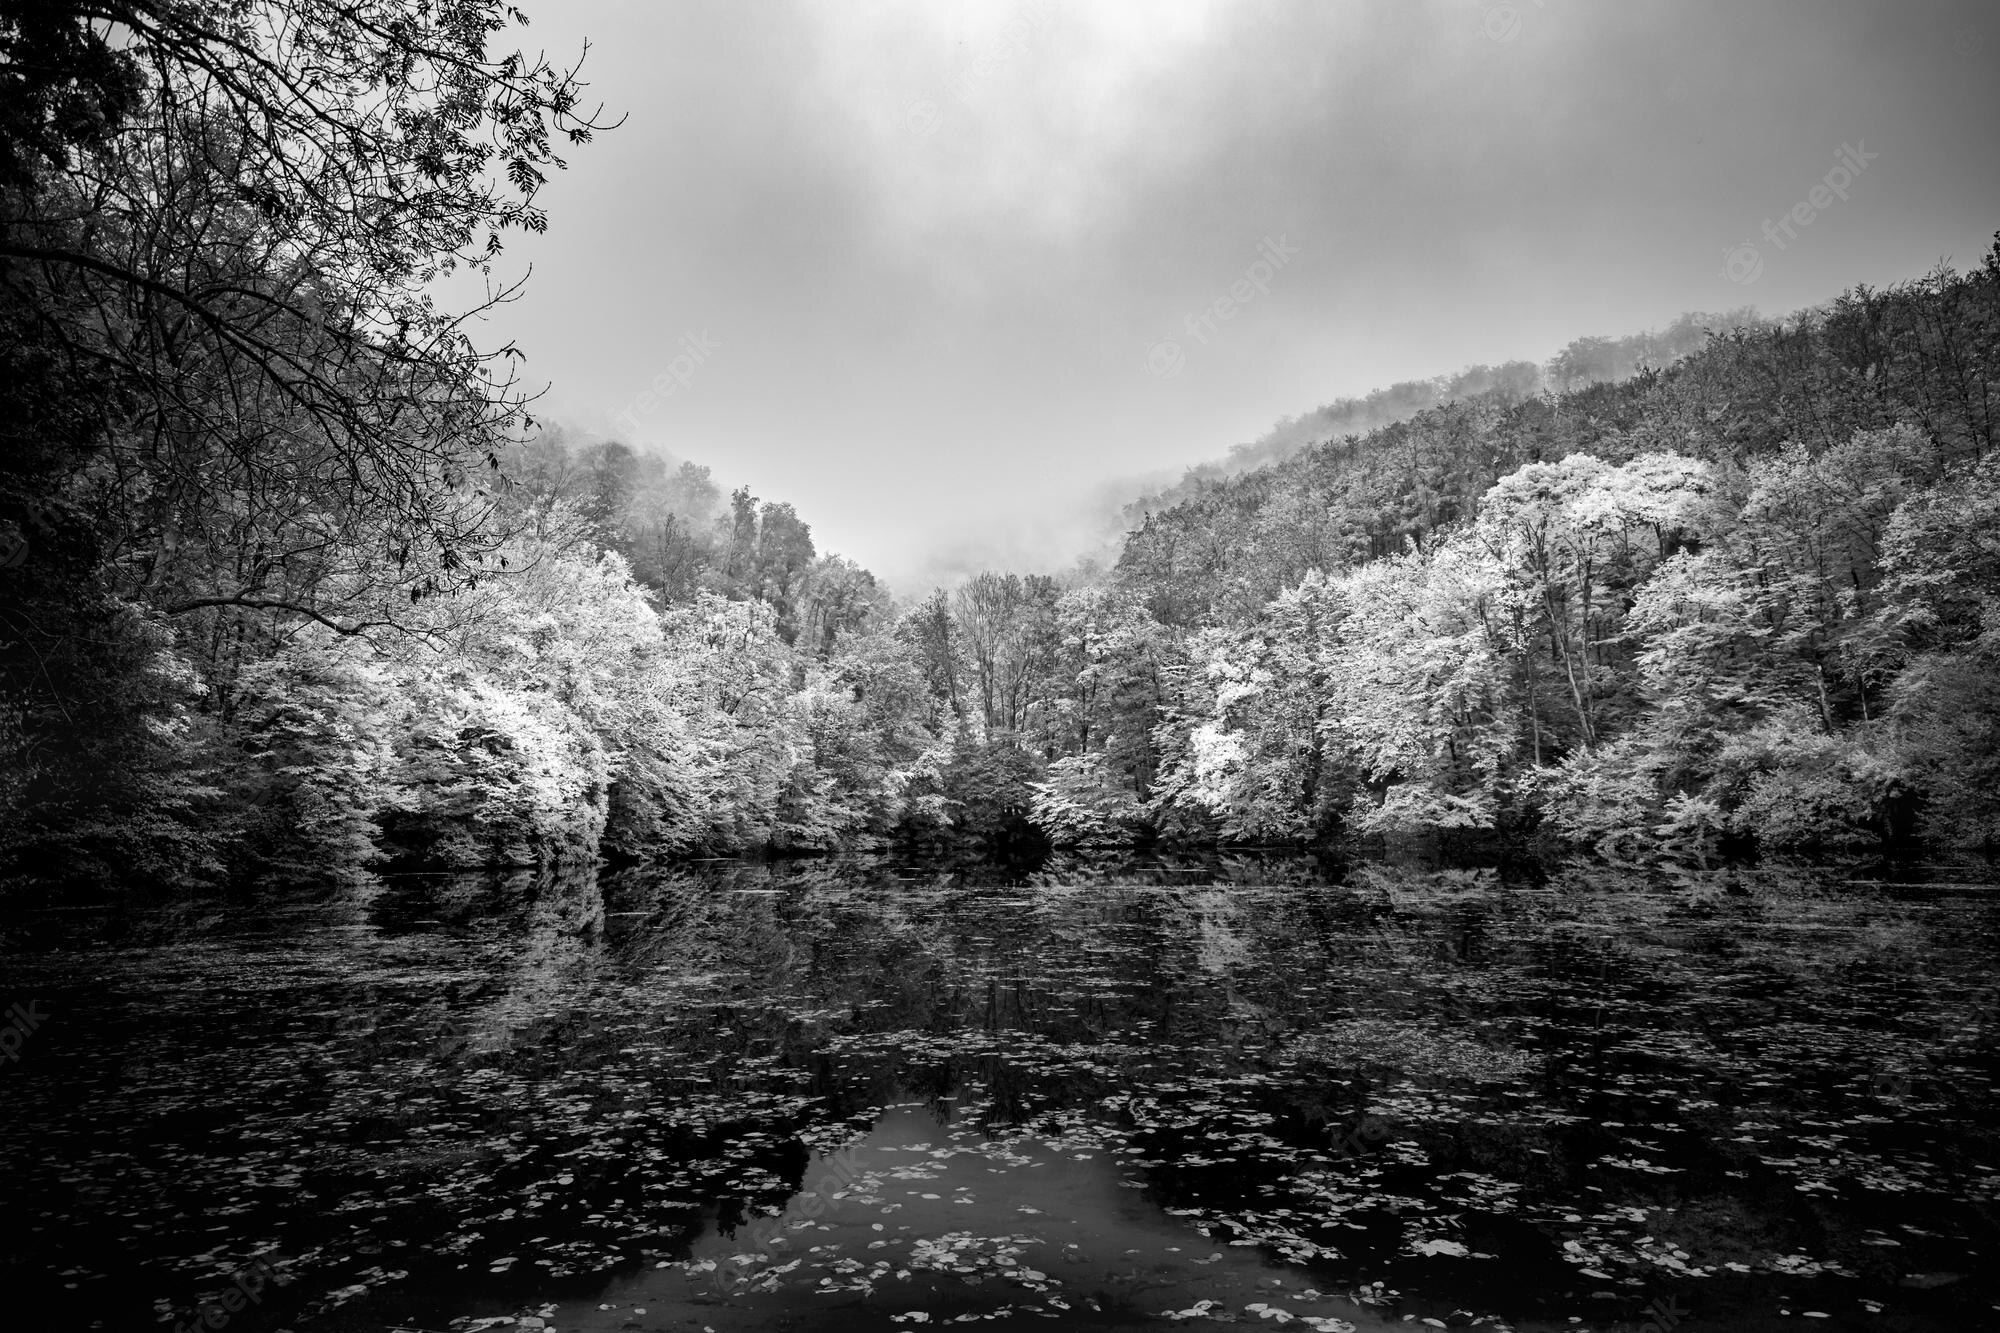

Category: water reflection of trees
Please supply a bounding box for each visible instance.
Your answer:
[13,853,1997,1330]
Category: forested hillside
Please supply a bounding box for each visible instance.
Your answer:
[1114,309,1764,538]
[0,0,937,887]
[2,3,1996,886]
[1098,258,2000,850]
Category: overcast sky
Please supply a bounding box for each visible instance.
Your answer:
[474,0,2000,591]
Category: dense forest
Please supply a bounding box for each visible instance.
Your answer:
[1109,263,1998,852]
[3,4,1998,892]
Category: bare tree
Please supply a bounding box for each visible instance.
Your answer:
[1,0,617,633]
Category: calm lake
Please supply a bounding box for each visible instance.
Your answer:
[3,853,1997,1333]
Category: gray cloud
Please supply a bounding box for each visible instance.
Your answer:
[479,0,2000,590]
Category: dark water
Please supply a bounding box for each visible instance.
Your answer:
[3,853,1998,1333]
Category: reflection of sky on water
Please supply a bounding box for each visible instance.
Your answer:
[569,1102,1376,1332]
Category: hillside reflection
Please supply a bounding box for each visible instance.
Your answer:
[1,853,1995,1332]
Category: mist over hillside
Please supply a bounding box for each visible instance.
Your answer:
[693,306,1771,598]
